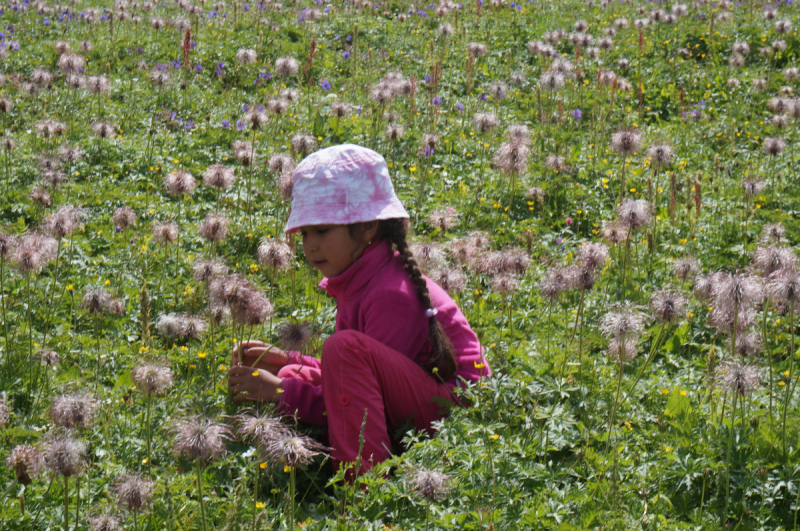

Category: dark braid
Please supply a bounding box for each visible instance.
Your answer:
[374,218,458,381]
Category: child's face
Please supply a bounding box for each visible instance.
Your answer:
[299,224,368,278]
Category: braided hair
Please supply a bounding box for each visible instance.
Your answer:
[353,218,458,381]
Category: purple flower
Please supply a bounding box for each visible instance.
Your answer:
[209,10,217,17]
[432,96,441,106]
[222,120,231,128]
[137,46,144,53]
[556,237,563,246]
[424,75,431,84]
[236,120,245,130]
[243,4,249,10]
[479,93,487,101]
[172,59,181,69]
[346,34,352,42]
[196,64,202,72]
[320,80,331,91]
[357,106,362,116]
[456,102,463,111]
[571,109,582,120]
[43,18,50,25]
[342,51,350,59]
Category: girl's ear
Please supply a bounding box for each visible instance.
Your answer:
[362,220,379,243]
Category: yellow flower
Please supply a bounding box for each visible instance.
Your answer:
[66,285,73,291]
[179,346,188,352]
[474,361,485,369]
[104,279,110,286]
[284,465,292,473]
[219,364,227,372]
[680,390,687,397]
[142,458,149,464]
[661,388,670,395]
[491,434,499,440]
[197,352,207,358]
[256,502,265,509]
[260,462,267,469]
[252,370,259,376]
[409,166,417,172]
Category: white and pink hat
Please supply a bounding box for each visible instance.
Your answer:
[284,144,409,233]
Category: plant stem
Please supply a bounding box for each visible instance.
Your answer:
[196,463,209,531]
[782,299,795,458]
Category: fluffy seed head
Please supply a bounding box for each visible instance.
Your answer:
[274,56,299,76]
[429,267,467,294]
[713,273,763,311]
[198,213,229,243]
[468,42,488,57]
[91,122,116,139]
[164,171,196,197]
[192,258,228,283]
[132,362,174,395]
[427,208,458,231]
[577,242,609,270]
[152,222,179,245]
[256,239,293,270]
[42,206,87,239]
[88,515,123,531]
[599,307,646,340]
[651,289,689,324]
[276,321,314,354]
[673,258,701,281]
[408,468,453,501]
[290,134,317,157]
[764,137,786,156]
[752,246,798,277]
[472,112,499,134]
[12,232,58,275]
[113,207,136,231]
[203,164,236,191]
[768,270,800,304]
[717,359,762,395]
[44,433,87,477]
[50,394,97,429]
[265,431,327,467]
[236,409,290,447]
[646,144,674,168]
[6,444,44,485]
[330,100,350,118]
[761,223,787,243]
[607,336,638,362]
[236,48,257,64]
[506,124,531,145]
[493,141,529,176]
[113,473,154,512]
[540,267,573,300]
[617,199,653,231]
[610,129,642,155]
[172,416,230,464]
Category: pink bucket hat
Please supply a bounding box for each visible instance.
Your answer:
[284,144,409,233]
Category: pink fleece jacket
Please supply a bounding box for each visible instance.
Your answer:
[278,239,490,426]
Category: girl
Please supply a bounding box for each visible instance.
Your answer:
[228,144,490,477]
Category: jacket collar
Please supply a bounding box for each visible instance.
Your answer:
[318,239,393,301]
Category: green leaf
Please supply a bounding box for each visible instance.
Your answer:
[664,388,692,418]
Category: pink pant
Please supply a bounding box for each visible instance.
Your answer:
[277,330,456,477]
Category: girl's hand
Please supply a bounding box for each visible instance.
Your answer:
[232,340,289,375]
[228,367,283,403]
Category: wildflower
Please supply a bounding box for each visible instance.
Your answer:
[81,287,118,315]
[149,68,171,86]
[44,433,87,477]
[673,258,700,281]
[408,468,453,501]
[198,213,229,243]
[736,332,763,358]
[771,114,788,128]
[50,393,97,429]
[429,267,467,294]
[764,137,786,156]
[488,81,507,101]
[236,48,257,64]
[752,246,798,277]
[330,101,350,118]
[761,223,786,243]
[172,416,230,464]
[29,187,52,207]
[55,41,72,54]
[152,222,179,245]
[290,133,317,157]
[540,267,572,301]
[35,119,68,139]
[91,122,116,139]
[550,58,574,78]
[569,265,596,291]
[713,273,763,311]
[6,444,44,485]
[265,431,327,467]
[617,199,653,231]
[236,409,290,447]
[410,242,446,273]
[472,112,498,134]
[42,206,87,239]
[493,142,529,175]
[492,273,520,293]
[0,399,8,427]
[156,313,187,339]
[244,109,269,130]
[539,70,565,92]
[427,208,458,231]
[132,362,174,395]
[716,359,762,395]
[651,290,689,324]
[436,23,454,36]
[607,336,638,361]
[420,133,439,156]
[274,56,299,76]
[385,123,405,141]
[693,273,719,302]
[164,171,196,197]
[784,67,800,82]
[57,53,85,73]
[36,348,61,366]
[768,97,788,113]
[87,515,123,531]
[232,140,254,166]
[41,170,68,189]
[600,307,647,341]
[1,137,15,152]
[85,76,110,94]
[58,144,84,163]
[12,232,58,275]
[775,19,792,35]
[31,68,53,88]
[256,238,293,270]
[646,144,674,168]
[577,242,610,270]
[192,258,228,283]
[468,42,488,57]
[611,129,642,155]
[767,270,800,305]
[276,321,315,353]
[113,473,154,512]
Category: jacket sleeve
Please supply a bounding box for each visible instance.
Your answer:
[277,378,327,427]
[360,285,428,360]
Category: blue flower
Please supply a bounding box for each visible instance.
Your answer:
[571,109,582,120]
[172,59,181,69]
[222,120,231,128]
[236,120,245,130]
[357,106,362,116]
[556,237,563,246]
[43,18,50,25]
[342,51,350,59]
[196,64,202,72]
[424,75,431,84]
[432,96,441,106]
[456,102,463,111]
[346,34,352,42]
[320,79,331,91]
[479,93,487,101]
[243,4,249,10]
